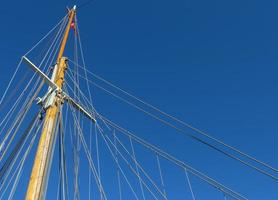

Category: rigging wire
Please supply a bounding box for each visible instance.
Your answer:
[67,97,107,200]
[24,14,68,56]
[75,77,277,180]
[113,131,123,200]
[2,6,272,199]
[66,58,255,199]
[58,110,69,200]
[0,110,41,181]
[7,120,42,200]
[67,59,277,175]
[75,17,98,200]
[0,32,58,152]
[129,136,146,200]
[0,68,30,113]
[96,124,159,200]
[111,131,169,199]
[67,68,164,198]
[184,168,196,200]
[0,76,45,162]
[95,123,102,199]
[0,17,67,190]
[0,119,42,199]
[0,15,69,196]
[156,154,168,200]
[73,16,81,200]
[94,114,248,200]
[0,59,23,108]
[63,104,70,200]
[0,24,67,133]
[0,73,36,134]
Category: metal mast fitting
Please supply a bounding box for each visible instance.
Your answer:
[25,6,76,200]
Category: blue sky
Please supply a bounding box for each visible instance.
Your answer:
[0,0,277,199]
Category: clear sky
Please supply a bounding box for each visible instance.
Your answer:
[0,0,277,199]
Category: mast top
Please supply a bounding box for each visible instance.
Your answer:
[73,5,77,10]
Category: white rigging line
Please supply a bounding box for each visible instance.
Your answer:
[88,110,93,200]
[75,18,97,199]
[26,30,68,189]
[95,114,248,200]
[95,119,169,199]
[0,73,34,134]
[65,69,111,133]
[7,121,42,200]
[73,21,81,200]
[62,104,70,200]
[3,19,69,197]
[129,136,146,200]
[100,130,139,200]
[0,118,40,194]
[65,70,93,115]
[71,72,277,180]
[67,71,111,134]
[59,110,69,200]
[113,131,123,200]
[75,16,95,115]
[0,25,59,121]
[67,100,107,200]
[112,132,168,199]
[0,12,68,141]
[0,20,65,159]
[65,66,246,199]
[0,120,42,200]
[0,41,56,134]
[66,72,111,132]
[95,123,102,199]
[184,168,196,200]
[67,59,277,175]
[0,76,45,162]
[96,124,157,199]
[0,59,23,108]
[24,14,68,56]
[102,127,176,200]
[0,20,69,192]
[156,154,168,200]
[56,169,61,200]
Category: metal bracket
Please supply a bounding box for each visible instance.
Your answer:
[22,56,96,123]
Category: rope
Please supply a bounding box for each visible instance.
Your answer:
[156,154,168,200]
[0,59,23,108]
[0,110,40,180]
[0,68,30,112]
[24,14,67,56]
[0,76,45,162]
[95,114,248,200]
[0,120,42,199]
[7,120,42,200]
[95,124,147,200]
[68,59,277,174]
[58,111,69,200]
[184,168,196,200]
[0,15,67,150]
[68,103,107,200]
[73,21,98,200]
[95,123,102,198]
[83,80,277,181]
[113,131,122,200]
[112,132,168,199]
[129,136,146,200]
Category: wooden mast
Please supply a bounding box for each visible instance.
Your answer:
[25,6,76,200]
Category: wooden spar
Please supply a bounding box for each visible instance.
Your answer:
[25,6,76,200]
